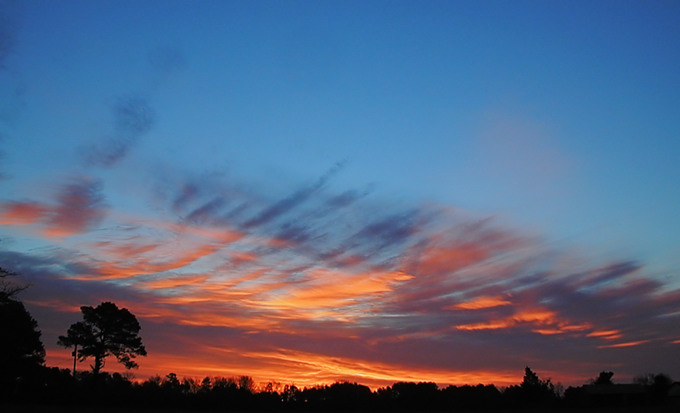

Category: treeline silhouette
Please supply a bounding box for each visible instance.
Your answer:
[2,268,678,411]
[4,366,678,411]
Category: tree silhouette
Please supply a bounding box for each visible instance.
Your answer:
[593,371,614,385]
[521,366,542,388]
[58,302,146,375]
[0,267,45,395]
[635,373,673,405]
[0,296,46,391]
[504,366,558,407]
[0,266,28,300]
[57,321,93,377]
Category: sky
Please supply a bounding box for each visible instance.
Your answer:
[1,0,679,389]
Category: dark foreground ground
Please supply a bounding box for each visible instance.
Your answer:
[4,407,679,413]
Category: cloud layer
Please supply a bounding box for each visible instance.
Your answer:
[2,162,679,388]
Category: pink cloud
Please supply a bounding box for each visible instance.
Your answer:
[0,178,106,237]
[0,201,50,225]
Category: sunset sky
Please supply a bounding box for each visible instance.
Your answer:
[1,1,679,389]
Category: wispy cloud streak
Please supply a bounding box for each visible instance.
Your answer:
[243,161,346,229]
[83,96,155,167]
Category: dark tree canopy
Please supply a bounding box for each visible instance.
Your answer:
[0,295,46,387]
[57,321,94,377]
[503,366,558,407]
[593,371,614,385]
[521,366,542,388]
[58,301,146,375]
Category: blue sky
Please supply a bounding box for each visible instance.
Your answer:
[1,0,679,387]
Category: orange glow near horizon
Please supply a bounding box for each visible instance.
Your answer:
[45,345,524,390]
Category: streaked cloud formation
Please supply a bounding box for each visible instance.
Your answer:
[3,163,679,387]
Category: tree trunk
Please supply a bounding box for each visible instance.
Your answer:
[93,354,103,375]
[72,343,78,378]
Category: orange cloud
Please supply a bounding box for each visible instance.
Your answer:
[70,244,223,280]
[456,320,513,331]
[413,240,488,276]
[456,307,592,336]
[247,268,413,321]
[69,225,244,280]
[24,299,82,314]
[0,201,50,225]
[597,340,649,349]
[86,264,418,329]
[228,250,258,264]
[512,309,557,324]
[587,330,623,340]
[92,240,161,260]
[139,274,212,290]
[451,295,512,310]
